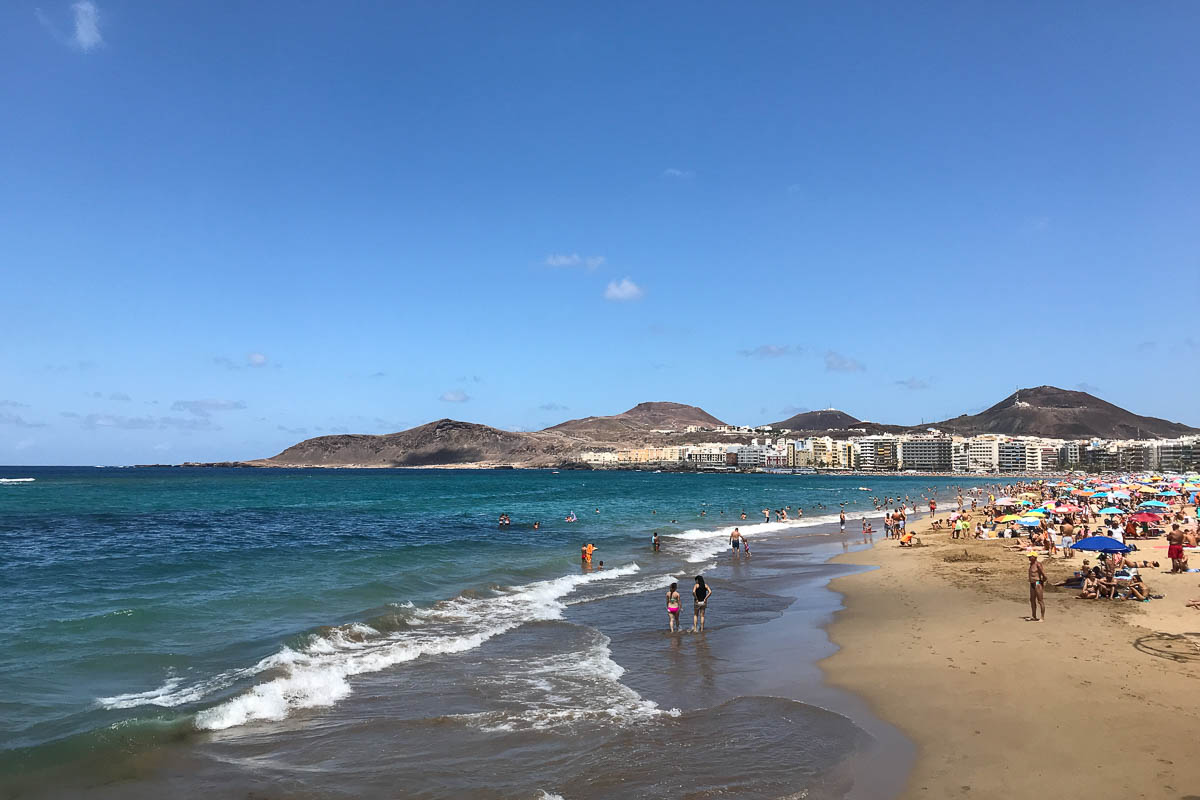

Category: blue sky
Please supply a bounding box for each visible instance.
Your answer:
[2,1,1198,464]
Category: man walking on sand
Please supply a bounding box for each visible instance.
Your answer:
[1167,524,1186,573]
[1027,552,1046,621]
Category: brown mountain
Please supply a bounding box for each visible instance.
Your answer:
[768,408,861,431]
[928,386,1199,440]
[545,401,727,440]
[253,419,577,468]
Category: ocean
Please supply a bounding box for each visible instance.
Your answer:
[0,467,992,799]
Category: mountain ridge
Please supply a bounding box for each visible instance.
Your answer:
[247,387,1198,468]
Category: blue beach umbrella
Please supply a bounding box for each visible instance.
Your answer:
[1159,490,1179,497]
[1018,518,1042,527]
[1071,536,1131,553]
[1091,492,1109,499]
[1110,491,1131,499]
[1098,507,1123,514]
[1139,500,1169,508]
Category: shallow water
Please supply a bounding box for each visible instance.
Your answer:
[0,467,988,798]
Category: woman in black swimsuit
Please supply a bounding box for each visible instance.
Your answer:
[691,575,712,633]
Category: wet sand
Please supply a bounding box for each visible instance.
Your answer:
[822,510,1200,799]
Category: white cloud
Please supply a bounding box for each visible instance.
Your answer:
[170,399,247,417]
[439,390,470,403]
[72,1,102,52]
[0,412,47,428]
[247,352,269,368]
[544,253,605,269]
[739,344,800,359]
[662,168,694,179]
[604,277,644,302]
[825,350,865,373]
[894,377,929,390]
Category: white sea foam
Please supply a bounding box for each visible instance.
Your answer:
[663,511,849,562]
[454,632,679,734]
[187,563,643,731]
[0,478,34,484]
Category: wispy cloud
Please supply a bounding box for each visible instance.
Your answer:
[662,168,694,179]
[0,412,46,428]
[544,253,605,270]
[604,277,643,302]
[213,353,271,370]
[72,1,102,51]
[738,344,800,359]
[539,402,568,412]
[1135,341,1157,353]
[109,392,132,401]
[170,399,247,417]
[894,377,929,390]
[1075,382,1102,394]
[0,400,30,408]
[1023,215,1050,234]
[71,413,214,431]
[439,390,470,403]
[37,1,103,52]
[825,350,865,373]
[277,425,309,436]
[368,371,386,379]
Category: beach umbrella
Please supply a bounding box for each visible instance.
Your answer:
[1159,490,1179,497]
[995,499,1018,506]
[1097,506,1124,514]
[1110,491,1131,499]
[1025,509,1046,516]
[1019,500,1033,506]
[1138,500,1168,508]
[1071,536,1132,553]
[1130,512,1161,523]
[997,514,1023,522]
[1018,518,1042,527]
[1055,504,1082,513]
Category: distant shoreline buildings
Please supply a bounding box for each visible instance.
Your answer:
[580,427,1200,473]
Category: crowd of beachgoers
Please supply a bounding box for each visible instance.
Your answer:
[869,473,1200,618]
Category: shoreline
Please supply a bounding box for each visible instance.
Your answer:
[820,505,1200,798]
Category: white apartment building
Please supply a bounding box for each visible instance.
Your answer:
[897,436,952,471]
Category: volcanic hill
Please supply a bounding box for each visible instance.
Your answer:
[927,386,1198,440]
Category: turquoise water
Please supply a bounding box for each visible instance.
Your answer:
[0,467,987,797]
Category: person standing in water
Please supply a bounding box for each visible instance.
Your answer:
[666,582,682,632]
[691,576,712,633]
[652,532,660,552]
[729,527,742,557]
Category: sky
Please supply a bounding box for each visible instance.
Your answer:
[2,1,1198,465]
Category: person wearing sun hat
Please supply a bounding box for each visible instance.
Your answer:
[1027,551,1047,621]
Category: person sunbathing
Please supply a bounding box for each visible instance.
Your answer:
[1122,574,1148,601]
[1077,574,1099,599]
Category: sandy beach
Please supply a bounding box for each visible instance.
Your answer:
[822,506,1200,799]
